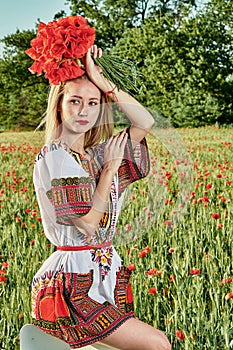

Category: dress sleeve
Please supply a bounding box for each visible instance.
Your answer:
[34,144,95,226]
[118,128,150,196]
[47,176,95,226]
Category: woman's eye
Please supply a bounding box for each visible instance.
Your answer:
[70,99,80,104]
[89,101,98,106]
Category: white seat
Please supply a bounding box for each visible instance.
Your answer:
[20,324,116,350]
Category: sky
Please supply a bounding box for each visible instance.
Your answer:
[0,0,71,55]
[0,0,209,56]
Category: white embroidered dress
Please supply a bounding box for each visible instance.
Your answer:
[32,131,149,315]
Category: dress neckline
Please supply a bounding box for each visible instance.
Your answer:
[60,141,92,161]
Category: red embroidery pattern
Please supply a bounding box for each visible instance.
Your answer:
[32,269,134,348]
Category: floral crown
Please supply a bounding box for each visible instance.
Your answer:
[25,16,95,85]
[26,15,142,92]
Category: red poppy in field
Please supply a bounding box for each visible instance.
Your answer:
[2,262,8,269]
[145,268,157,276]
[138,250,147,258]
[221,278,232,285]
[143,246,151,254]
[127,263,135,271]
[164,220,173,226]
[124,224,132,231]
[169,274,176,282]
[199,196,210,203]
[169,248,175,253]
[225,292,233,300]
[212,213,220,219]
[165,171,172,180]
[0,276,7,283]
[149,287,157,295]
[176,330,185,341]
[190,268,201,275]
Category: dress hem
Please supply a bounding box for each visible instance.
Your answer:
[33,312,135,349]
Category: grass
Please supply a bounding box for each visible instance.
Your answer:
[0,126,232,349]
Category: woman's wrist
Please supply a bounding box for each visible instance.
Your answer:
[101,164,116,177]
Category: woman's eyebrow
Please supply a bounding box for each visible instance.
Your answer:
[70,95,99,100]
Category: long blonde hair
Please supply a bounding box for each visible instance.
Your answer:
[44,75,114,148]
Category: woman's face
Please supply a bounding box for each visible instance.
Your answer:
[59,78,101,135]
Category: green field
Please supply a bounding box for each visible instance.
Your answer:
[0,127,232,349]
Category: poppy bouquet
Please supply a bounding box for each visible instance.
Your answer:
[25,16,142,93]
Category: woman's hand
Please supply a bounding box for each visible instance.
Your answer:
[84,45,115,92]
[103,130,128,175]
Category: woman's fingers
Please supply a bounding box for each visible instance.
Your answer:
[90,45,103,59]
[97,47,102,58]
[91,44,98,59]
[114,130,128,148]
[106,131,127,149]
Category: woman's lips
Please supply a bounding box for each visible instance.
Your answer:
[76,120,89,125]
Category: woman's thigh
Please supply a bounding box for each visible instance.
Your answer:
[99,317,171,350]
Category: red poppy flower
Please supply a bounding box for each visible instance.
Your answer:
[143,246,151,254]
[225,292,233,300]
[127,263,135,271]
[2,262,8,269]
[138,250,147,258]
[176,330,185,341]
[0,276,7,283]
[164,220,173,226]
[26,16,96,84]
[145,268,157,276]
[206,183,213,190]
[221,277,232,285]
[212,213,220,219]
[190,268,201,275]
[169,248,175,253]
[169,274,176,282]
[149,287,157,295]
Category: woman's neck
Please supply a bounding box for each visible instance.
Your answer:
[60,132,86,155]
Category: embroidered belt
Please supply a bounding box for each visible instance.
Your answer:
[57,241,112,251]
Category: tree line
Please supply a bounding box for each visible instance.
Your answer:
[0,0,232,130]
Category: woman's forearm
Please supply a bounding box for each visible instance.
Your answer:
[85,48,154,143]
[71,167,115,238]
[113,89,154,131]
[99,78,154,143]
[71,132,127,240]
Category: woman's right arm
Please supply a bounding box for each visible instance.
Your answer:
[71,131,128,239]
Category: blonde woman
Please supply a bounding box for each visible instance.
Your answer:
[32,45,171,350]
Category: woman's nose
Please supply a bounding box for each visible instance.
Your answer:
[78,104,88,116]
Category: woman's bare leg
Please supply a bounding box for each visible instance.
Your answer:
[100,318,171,350]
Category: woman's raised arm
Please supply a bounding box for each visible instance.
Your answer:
[84,46,155,145]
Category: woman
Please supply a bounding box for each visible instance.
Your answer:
[32,45,171,350]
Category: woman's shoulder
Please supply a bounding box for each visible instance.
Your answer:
[88,140,107,156]
[34,140,64,164]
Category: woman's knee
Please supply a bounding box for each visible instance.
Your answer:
[148,331,171,350]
